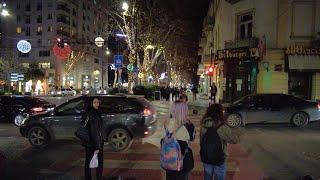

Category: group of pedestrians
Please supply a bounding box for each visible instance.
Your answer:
[161,94,241,180]
[79,92,241,180]
[160,86,187,102]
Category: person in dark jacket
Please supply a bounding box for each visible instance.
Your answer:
[83,97,105,180]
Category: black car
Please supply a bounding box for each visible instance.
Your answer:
[19,95,157,151]
[0,95,56,125]
[224,94,320,128]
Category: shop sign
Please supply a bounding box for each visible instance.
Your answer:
[285,46,320,55]
[216,48,259,60]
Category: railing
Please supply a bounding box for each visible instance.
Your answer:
[225,37,259,49]
[225,0,244,4]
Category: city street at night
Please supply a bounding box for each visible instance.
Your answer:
[0,98,319,180]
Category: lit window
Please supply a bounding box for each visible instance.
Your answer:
[16,27,22,34]
[237,12,253,40]
[48,26,53,32]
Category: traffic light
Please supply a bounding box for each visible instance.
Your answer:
[207,66,214,76]
[57,38,65,48]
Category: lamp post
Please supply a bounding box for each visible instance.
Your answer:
[106,48,111,88]
[94,36,105,88]
[0,3,9,17]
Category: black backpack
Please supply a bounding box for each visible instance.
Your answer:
[200,127,225,165]
[185,122,196,141]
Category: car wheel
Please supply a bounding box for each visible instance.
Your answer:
[28,126,50,148]
[291,112,309,127]
[226,113,242,128]
[108,128,132,152]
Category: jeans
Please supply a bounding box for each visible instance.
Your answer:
[203,163,226,180]
[85,147,104,180]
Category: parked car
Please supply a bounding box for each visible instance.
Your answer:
[224,94,320,128]
[0,95,56,125]
[19,95,157,151]
[51,88,76,96]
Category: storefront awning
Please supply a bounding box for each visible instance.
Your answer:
[288,55,320,72]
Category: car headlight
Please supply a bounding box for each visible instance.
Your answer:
[14,114,29,126]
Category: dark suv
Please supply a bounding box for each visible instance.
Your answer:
[19,95,157,151]
[0,95,55,125]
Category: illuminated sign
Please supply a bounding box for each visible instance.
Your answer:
[285,46,320,55]
[17,40,31,53]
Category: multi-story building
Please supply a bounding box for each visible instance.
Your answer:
[199,0,320,102]
[0,0,109,93]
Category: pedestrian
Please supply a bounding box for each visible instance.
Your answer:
[192,85,198,102]
[82,98,105,180]
[163,94,192,180]
[200,104,241,180]
[210,83,217,103]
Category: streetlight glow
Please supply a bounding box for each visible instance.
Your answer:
[1,9,9,17]
[115,33,127,37]
[122,2,129,11]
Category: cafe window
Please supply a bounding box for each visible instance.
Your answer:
[237,12,253,40]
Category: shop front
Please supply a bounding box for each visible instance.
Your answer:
[217,47,260,102]
[285,45,320,100]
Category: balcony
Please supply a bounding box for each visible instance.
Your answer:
[225,0,244,4]
[225,37,259,49]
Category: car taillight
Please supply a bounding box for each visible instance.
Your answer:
[317,103,320,111]
[31,107,45,113]
[143,108,152,116]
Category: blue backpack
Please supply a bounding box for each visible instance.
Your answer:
[160,131,183,171]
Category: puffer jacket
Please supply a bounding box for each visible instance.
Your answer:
[82,109,105,150]
[200,117,242,155]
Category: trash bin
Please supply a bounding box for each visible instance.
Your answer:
[154,91,161,100]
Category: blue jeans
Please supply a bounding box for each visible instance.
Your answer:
[203,163,226,180]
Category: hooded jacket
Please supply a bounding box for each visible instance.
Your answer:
[200,117,242,155]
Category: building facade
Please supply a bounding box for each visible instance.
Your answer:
[0,0,109,93]
[199,0,320,102]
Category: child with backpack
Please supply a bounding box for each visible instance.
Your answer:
[161,94,194,180]
[200,104,242,180]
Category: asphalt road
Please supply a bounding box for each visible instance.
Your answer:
[0,97,319,180]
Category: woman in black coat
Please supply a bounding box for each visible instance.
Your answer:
[83,97,105,180]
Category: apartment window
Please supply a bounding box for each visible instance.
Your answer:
[16,27,22,34]
[72,9,76,16]
[48,26,53,32]
[37,15,42,23]
[48,39,52,45]
[237,12,253,40]
[82,25,85,31]
[37,39,42,45]
[19,52,29,57]
[37,26,43,35]
[25,15,31,24]
[83,13,85,20]
[83,3,86,10]
[26,27,31,36]
[87,25,90,31]
[87,16,90,21]
[72,20,77,27]
[17,3,21,9]
[17,16,21,23]
[39,51,51,57]
[37,2,42,11]
[47,14,53,20]
[94,59,99,64]
[25,3,31,11]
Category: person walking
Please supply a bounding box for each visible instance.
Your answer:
[200,104,241,180]
[210,83,217,103]
[192,85,198,102]
[82,98,105,180]
[163,94,192,180]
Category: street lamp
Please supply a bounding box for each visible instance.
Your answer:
[94,37,105,48]
[122,2,129,11]
[106,48,110,55]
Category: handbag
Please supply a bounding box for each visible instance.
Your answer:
[183,147,194,172]
[75,116,90,142]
